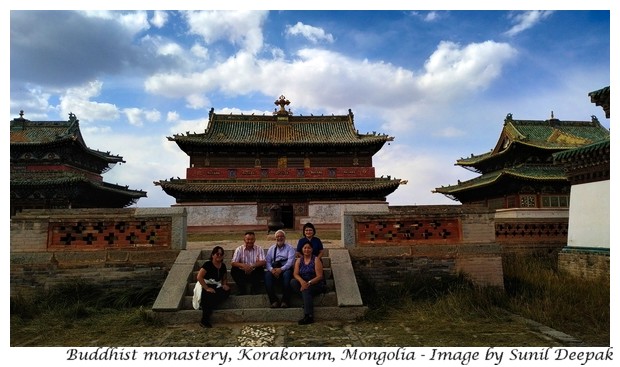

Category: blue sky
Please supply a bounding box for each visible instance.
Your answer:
[7,5,612,208]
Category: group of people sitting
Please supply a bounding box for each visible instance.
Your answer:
[196,223,326,328]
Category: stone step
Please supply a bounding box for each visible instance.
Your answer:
[196,249,332,266]
[193,257,332,269]
[185,279,335,293]
[189,268,333,284]
[156,305,368,324]
[183,291,338,310]
[152,248,367,323]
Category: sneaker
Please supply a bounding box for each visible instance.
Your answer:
[280,302,288,308]
[270,301,280,308]
[200,321,212,328]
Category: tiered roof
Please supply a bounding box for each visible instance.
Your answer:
[10,112,125,173]
[157,96,404,203]
[10,111,146,212]
[433,113,610,201]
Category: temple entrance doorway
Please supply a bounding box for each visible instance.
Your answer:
[281,204,294,229]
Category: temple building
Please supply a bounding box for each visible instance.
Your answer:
[155,95,405,231]
[10,111,146,216]
[433,112,610,210]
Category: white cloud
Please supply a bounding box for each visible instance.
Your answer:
[286,22,334,43]
[85,132,188,207]
[144,109,161,122]
[167,111,180,122]
[123,107,162,126]
[10,86,54,120]
[184,10,269,55]
[118,11,150,34]
[418,41,517,99]
[504,11,554,37]
[424,11,441,22]
[157,42,184,57]
[150,10,169,28]
[191,43,209,60]
[58,81,119,123]
[143,39,516,137]
[82,10,150,35]
[375,143,476,206]
[186,94,211,109]
[124,107,144,126]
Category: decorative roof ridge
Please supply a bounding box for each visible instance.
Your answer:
[504,112,602,127]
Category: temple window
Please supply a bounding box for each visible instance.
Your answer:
[542,195,569,208]
[519,195,536,208]
[488,197,505,210]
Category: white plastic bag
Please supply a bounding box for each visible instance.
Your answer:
[192,282,202,310]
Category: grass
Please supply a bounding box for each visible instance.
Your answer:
[10,252,609,347]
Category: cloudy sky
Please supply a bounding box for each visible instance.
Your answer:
[8,6,612,208]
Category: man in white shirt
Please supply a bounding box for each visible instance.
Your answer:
[264,229,296,308]
[230,231,266,295]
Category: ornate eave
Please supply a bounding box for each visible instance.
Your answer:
[167,96,393,153]
[11,170,146,209]
[433,165,567,198]
[553,137,610,185]
[11,170,146,197]
[588,86,610,119]
[155,178,403,202]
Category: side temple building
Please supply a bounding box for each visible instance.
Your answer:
[155,95,405,231]
[433,113,610,210]
[10,111,146,216]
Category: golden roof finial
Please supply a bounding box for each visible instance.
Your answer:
[274,95,291,116]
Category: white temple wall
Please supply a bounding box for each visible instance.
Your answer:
[567,180,610,248]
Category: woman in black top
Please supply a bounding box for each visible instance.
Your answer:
[196,246,230,328]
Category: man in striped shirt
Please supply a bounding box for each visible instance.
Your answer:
[231,231,266,295]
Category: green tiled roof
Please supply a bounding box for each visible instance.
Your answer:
[433,165,567,195]
[169,110,393,148]
[10,115,124,163]
[553,136,610,162]
[11,170,147,198]
[456,115,609,166]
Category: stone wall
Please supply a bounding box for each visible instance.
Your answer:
[343,206,505,288]
[10,208,187,297]
[558,247,610,281]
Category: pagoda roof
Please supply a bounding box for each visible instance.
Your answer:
[456,114,609,168]
[155,178,402,194]
[433,164,567,196]
[11,170,147,199]
[168,96,393,150]
[10,112,125,164]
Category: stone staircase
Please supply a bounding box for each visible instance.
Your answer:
[152,247,367,324]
